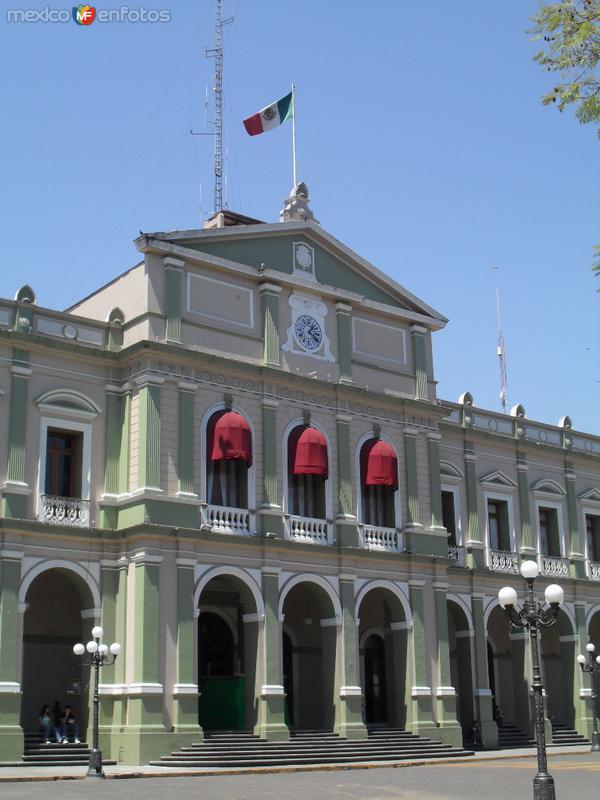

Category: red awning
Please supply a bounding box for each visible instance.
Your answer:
[210,411,252,465]
[361,439,398,489]
[290,426,328,478]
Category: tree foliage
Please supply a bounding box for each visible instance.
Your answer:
[531,1,600,133]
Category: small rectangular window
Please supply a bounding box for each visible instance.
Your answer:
[587,514,600,562]
[441,490,457,546]
[539,507,561,557]
[45,429,82,498]
[487,499,511,552]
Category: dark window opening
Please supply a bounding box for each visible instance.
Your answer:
[442,490,457,546]
[362,485,395,528]
[487,499,511,552]
[586,515,600,562]
[539,507,561,557]
[45,430,82,498]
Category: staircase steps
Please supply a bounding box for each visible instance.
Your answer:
[150,727,473,768]
[551,724,590,746]
[497,724,536,749]
[7,733,118,768]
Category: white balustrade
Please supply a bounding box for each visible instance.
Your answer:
[39,495,90,528]
[361,525,399,552]
[287,516,330,545]
[540,555,569,578]
[489,549,519,573]
[589,561,600,581]
[204,505,252,536]
[448,545,466,567]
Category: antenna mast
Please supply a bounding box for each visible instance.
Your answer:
[205,0,233,212]
[495,284,508,413]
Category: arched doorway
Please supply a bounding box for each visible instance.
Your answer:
[486,604,530,736]
[197,574,259,732]
[21,568,94,733]
[357,585,408,729]
[541,609,575,728]
[589,609,600,647]
[282,631,295,727]
[281,580,337,731]
[447,601,474,734]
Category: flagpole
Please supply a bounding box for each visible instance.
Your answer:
[291,83,297,188]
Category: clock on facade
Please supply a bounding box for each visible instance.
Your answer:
[294,314,323,351]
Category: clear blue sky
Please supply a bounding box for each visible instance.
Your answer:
[1,1,598,432]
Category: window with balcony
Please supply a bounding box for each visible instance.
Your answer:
[487,499,511,552]
[287,425,327,520]
[587,514,600,562]
[40,427,89,527]
[538,506,562,557]
[442,490,457,546]
[205,410,252,535]
[359,439,397,529]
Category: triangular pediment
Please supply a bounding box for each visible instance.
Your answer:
[440,461,464,481]
[139,220,446,327]
[479,471,517,488]
[579,488,600,504]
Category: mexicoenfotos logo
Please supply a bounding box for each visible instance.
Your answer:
[72,5,96,25]
[6,6,171,23]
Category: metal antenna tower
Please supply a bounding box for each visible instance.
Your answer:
[205,0,233,212]
[492,268,508,413]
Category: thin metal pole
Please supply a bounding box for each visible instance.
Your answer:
[87,650,104,777]
[526,578,555,800]
[591,666,600,752]
[291,83,297,189]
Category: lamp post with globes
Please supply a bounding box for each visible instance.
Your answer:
[576,642,600,752]
[73,626,121,778]
[497,560,564,800]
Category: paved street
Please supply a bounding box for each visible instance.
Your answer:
[0,754,599,798]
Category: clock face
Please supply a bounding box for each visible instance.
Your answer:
[294,314,323,351]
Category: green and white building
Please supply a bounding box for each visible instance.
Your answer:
[0,185,599,764]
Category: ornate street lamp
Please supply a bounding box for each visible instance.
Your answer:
[73,626,121,778]
[576,642,600,753]
[498,560,564,800]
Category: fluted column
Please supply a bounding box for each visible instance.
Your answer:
[335,575,366,738]
[2,358,32,519]
[0,552,24,761]
[256,568,288,740]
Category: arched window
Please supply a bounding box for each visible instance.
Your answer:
[207,410,252,509]
[360,438,398,528]
[287,425,328,519]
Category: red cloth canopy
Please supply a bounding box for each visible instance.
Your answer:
[361,439,398,489]
[289,426,328,478]
[210,411,252,465]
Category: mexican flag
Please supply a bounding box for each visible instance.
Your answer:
[243,92,293,136]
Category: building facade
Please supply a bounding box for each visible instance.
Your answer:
[0,187,599,764]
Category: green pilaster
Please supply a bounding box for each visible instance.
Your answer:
[335,415,359,547]
[433,586,462,746]
[565,463,586,577]
[408,582,435,737]
[119,391,131,494]
[335,577,367,739]
[574,603,593,738]
[464,446,485,568]
[104,390,123,495]
[98,565,119,752]
[470,595,498,748]
[177,384,196,496]
[336,303,352,384]
[388,624,409,728]
[173,563,199,734]
[510,630,537,739]
[427,433,443,529]
[164,257,184,344]
[117,558,168,764]
[404,430,420,527]
[2,364,31,519]
[256,569,288,740]
[410,325,428,401]
[517,458,534,554]
[137,380,162,490]
[260,283,281,367]
[260,400,283,537]
[0,556,24,762]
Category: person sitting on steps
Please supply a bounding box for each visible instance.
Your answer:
[60,705,80,744]
[38,705,57,745]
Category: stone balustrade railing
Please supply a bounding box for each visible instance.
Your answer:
[489,549,519,573]
[287,516,330,545]
[203,505,253,536]
[448,545,466,567]
[360,525,399,552]
[540,555,570,578]
[39,495,90,528]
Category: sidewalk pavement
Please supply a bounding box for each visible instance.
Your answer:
[0,746,592,782]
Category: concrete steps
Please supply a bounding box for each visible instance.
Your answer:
[551,724,590,746]
[495,722,590,750]
[4,733,118,768]
[150,728,473,768]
